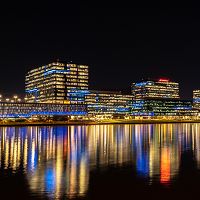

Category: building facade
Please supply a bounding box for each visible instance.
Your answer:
[0,102,87,118]
[193,90,200,109]
[85,90,134,116]
[132,78,179,99]
[129,98,197,119]
[25,60,89,104]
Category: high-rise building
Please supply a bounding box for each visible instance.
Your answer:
[25,60,89,103]
[193,90,200,109]
[132,78,179,99]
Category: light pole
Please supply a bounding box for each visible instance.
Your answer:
[17,99,21,102]
[14,95,17,102]
[24,97,28,103]
[6,99,9,102]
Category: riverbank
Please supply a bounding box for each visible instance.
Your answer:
[0,119,200,126]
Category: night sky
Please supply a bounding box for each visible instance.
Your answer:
[1,1,200,100]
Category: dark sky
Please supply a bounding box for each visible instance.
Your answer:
[1,1,200,100]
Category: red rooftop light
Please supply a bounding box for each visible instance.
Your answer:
[159,79,169,82]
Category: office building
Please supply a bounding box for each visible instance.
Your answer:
[193,90,200,109]
[129,98,197,119]
[0,102,87,118]
[25,60,89,103]
[132,78,179,99]
[85,90,134,116]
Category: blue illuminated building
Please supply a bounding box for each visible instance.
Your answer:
[193,90,200,109]
[25,60,89,104]
[0,102,87,118]
[132,78,179,99]
[85,90,134,116]
[129,98,196,119]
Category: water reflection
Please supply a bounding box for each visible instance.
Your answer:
[0,124,200,198]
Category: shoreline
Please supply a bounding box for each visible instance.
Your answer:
[0,119,200,126]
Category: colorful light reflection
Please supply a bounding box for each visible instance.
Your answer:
[0,124,200,197]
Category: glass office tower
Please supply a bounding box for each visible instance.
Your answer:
[25,61,89,103]
[132,78,179,99]
[193,90,200,109]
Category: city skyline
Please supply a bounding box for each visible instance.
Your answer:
[0,59,197,102]
[0,60,198,102]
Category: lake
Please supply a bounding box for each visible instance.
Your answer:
[0,124,200,199]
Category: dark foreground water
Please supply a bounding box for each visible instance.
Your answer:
[0,124,200,199]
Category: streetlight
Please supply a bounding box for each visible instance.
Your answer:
[6,99,9,102]
[14,95,17,102]
[11,100,14,103]
[24,97,28,103]
[17,99,21,102]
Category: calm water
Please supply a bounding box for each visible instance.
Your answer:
[0,124,200,199]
